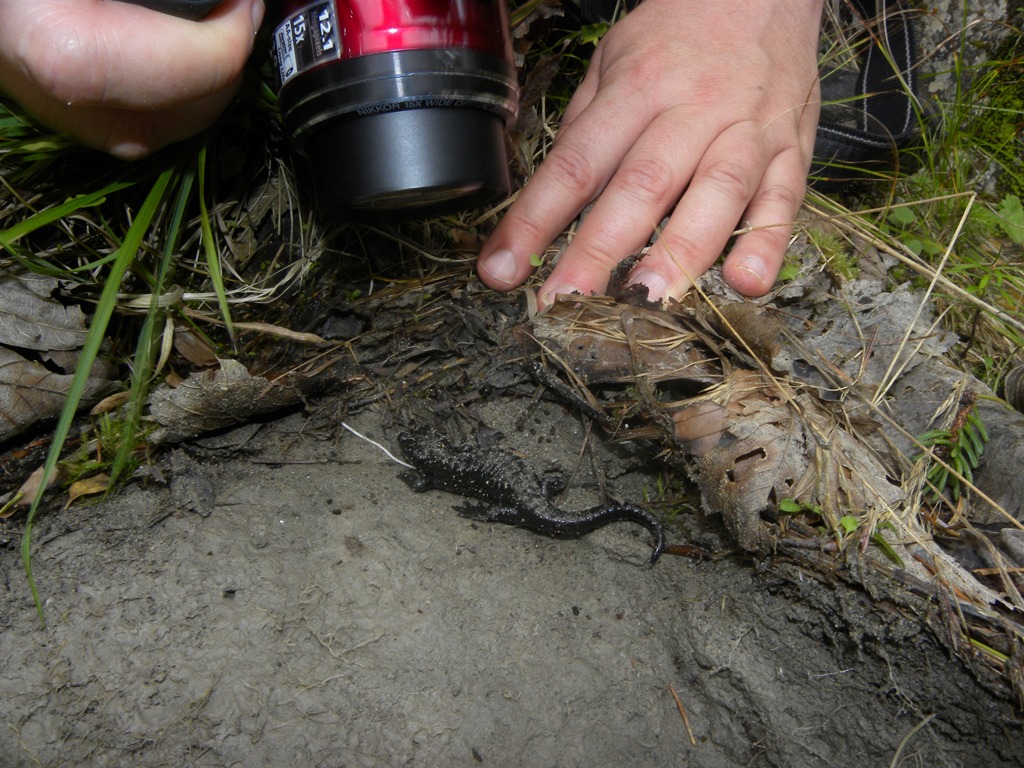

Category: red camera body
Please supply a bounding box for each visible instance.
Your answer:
[273,0,519,216]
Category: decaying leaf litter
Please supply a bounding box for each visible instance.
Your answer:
[4,206,1024,707]
[0,274,118,445]
[524,225,1024,700]
[1,0,1023,755]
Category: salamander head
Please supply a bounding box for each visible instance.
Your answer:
[398,428,443,463]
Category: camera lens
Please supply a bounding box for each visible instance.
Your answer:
[272,0,519,217]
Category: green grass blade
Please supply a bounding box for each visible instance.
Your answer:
[109,166,194,486]
[964,421,985,460]
[0,181,134,250]
[196,143,235,347]
[870,531,906,569]
[21,165,176,625]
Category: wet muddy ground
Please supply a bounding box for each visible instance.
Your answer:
[2,393,1022,767]
[2,4,1022,764]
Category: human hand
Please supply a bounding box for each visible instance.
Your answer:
[0,0,265,159]
[477,0,823,307]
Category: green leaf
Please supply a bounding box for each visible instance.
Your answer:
[109,164,194,487]
[778,498,806,513]
[197,144,235,347]
[967,408,989,442]
[870,531,906,568]
[917,428,950,443]
[903,238,924,256]
[964,422,985,459]
[0,181,133,250]
[887,206,917,227]
[996,194,1024,246]
[777,262,801,281]
[838,515,859,535]
[578,22,609,46]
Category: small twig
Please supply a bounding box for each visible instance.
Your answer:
[364,225,474,264]
[180,307,330,345]
[341,422,413,468]
[668,684,697,746]
[889,713,935,768]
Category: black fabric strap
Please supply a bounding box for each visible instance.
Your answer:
[813,0,920,177]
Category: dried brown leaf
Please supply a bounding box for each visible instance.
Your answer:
[0,275,88,351]
[3,464,61,517]
[695,373,811,551]
[147,359,304,443]
[671,401,729,458]
[0,347,118,443]
[695,371,904,552]
[173,327,219,367]
[525,296,907,554]
[703,301,787,361]
[66,473,110,508]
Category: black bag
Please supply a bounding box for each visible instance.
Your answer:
[813,0,920,179]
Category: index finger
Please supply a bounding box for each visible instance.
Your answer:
[477,85,649,290]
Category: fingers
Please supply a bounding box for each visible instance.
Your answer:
[22,88,243,159]
[1,0,263,108]
[476,77,653,291]
[719,147,810,296]
[533,107,704,304]
[528,117,811,307]
[477,0,824,307]
[630,142,810,300]
[558,43,602,128]
[630,88,820,300]
[621,121,780,301]
[0,0,264,156]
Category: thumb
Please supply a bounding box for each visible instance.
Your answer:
[0,0,264,109]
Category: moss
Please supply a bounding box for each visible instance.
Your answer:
[807,227,859,282]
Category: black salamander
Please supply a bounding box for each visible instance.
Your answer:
[398,429,666,564]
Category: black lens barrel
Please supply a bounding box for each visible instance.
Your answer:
[279,48,519,216]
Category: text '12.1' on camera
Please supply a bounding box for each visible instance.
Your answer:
[272,0,520,218]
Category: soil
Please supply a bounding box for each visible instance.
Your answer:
[2,3,1023,766]
[2,385,1023,767]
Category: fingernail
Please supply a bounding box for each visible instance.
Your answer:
[733,255,768,284]
[108,141,149,161]
[538,284,579,308]
[252,1,266,34]
[626,270,668,301]
[479,249,520,286]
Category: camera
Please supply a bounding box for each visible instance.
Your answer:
[271,0,520,217]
